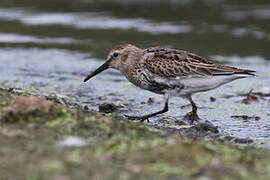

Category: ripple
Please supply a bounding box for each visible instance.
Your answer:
[0,33,78,44]
[211,55,269,65]
[0,8,192,35]
[224,5,270,21]
[211,25,270,41]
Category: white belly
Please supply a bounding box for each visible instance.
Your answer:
[153,74,250,96]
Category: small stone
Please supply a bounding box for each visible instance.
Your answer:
[57,136,87,147]
[255,116,260,121]
[83,105,89,110]
[210,96,216,102]
[147,97,155,105]
[231,115,261,121]
[3,96,54,115]
[27,123,41,129]
[197,176,212,180]
[175,120,187,126]
[98,96,107,100]
[98,103,118,113]
[194,122,219,134]
[233,137,253,144]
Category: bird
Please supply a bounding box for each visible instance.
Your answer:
[83,44,255,124]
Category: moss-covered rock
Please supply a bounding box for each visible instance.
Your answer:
[0,88,270,180]
[0,95,73,127]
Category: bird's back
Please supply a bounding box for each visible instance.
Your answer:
[143,47,255,78]
[136,47,255,95]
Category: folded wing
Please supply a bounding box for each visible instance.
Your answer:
[144,47,255,78]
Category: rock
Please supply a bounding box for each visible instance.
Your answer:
[210,97,216,102]
[83,105,89,110]
[193,122,219,134]
[147,97,155,105]
[45,94,69,105]
[212,135,254,144]
[3,96,54,115]
[175,120,219,138]
[98,103,118,113]
[231,115,261,121]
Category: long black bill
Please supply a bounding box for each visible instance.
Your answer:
[83,62,109,82]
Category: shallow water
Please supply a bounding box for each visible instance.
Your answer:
[0,0,270,146]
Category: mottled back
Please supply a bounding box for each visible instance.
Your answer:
[143,47,254,78]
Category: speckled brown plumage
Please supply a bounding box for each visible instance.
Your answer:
[84,44,256,123]
[143,47,253,78]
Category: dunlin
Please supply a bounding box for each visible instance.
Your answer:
[84,44,255,123]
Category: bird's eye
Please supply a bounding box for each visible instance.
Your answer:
[112,52,119,58]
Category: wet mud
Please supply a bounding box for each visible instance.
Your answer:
[1,86,254,145]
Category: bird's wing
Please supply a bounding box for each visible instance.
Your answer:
[144,47,255,78]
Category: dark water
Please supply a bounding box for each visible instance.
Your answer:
[0,0,270,146]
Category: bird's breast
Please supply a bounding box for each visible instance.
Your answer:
[125,70,177,95]
[124,70,152,90]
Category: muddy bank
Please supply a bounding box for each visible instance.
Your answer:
[1,87,270,179]
[2,86,254,145]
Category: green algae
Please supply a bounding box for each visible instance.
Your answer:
[1,88,270,180]
[45,108,73,127]
[23,86,57,94]
[0,89,11,109]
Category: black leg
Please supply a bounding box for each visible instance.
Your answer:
[184,96,200,124]
[125,94,169,122]
[190,97,198,115]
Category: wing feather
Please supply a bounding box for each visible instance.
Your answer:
[144,47,255,78]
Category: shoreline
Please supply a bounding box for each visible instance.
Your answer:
[1,86,269,179]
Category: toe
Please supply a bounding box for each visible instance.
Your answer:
[183,112,200,124]
[125,115,141,120]
[140,117,149,122]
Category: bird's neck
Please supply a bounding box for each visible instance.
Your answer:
[121,50,144,73]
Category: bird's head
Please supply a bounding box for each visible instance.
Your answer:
[83,44,141,82]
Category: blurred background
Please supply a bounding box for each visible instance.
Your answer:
[0,0,269,58]
[0,0,270,144]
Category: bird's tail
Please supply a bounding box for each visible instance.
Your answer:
[233,69,256,76]
[212,66,256,77]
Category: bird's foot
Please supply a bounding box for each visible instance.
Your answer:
[183,111,200,125]
[124,115,150,122]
